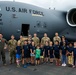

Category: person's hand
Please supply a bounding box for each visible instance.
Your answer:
[4,46,7,49]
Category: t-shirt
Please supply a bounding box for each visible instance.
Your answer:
[53,45,60,54]
[61,46,67,55]
[23,45,29,55]
[44,45,49,55]
[28,44,32,53]
[49,46,53,55]
[40,47,44,56]
[60,40,68,46]
[73,48,76,55]
[28,44,32,50]
[30,46,36,52]
[16,46,21,55]
[67,47,73,53]
[35,49,41,58]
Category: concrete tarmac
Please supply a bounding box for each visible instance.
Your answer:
[0,52,76,75]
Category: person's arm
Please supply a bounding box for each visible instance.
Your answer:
[34,49,35,54]
[4,39,8,49]
[15,47,17,53]
[48,37,51,42]
[60,46,62,56]
[53,37,55,44]
[53,46,54,56]
[30,48,33,54]
[22,49,24,57]
[41,38,43,44]
[42,47,44,57]
[59,37,61,43]
[48,49,50,56]
[37,37,40,45]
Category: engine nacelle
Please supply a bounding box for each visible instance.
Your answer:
[66,8,76,27]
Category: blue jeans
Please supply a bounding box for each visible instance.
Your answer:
[62,54,66,64]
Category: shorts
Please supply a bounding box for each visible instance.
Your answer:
[50,55,54,58]
[40,56,44,59]
[30,53,35,57]
[36,58,40,60]
[27,53,30,58]
[27,51,31,58]
[55,54,60,59]
[16,54,21,59]
[22,53,29,58]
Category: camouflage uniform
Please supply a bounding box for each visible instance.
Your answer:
[0,38,7,64]
[53,36,61,44]
[28,38,32,42]
[32,37,40,47]
[41,37,50,45]
[8,39,17,63]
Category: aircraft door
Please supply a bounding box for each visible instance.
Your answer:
[21,24,30,36]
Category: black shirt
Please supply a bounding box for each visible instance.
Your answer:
[53,45,60,54]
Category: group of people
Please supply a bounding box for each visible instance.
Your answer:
[0,32,76,68]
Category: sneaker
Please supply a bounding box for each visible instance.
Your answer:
[27,63,30,66]
[23,65,27,68]
[73,65,75,68]
[62,64,64,66]
[64,64,66,66]
[17,65,20,68]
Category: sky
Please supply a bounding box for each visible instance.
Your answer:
[0,0,76,10]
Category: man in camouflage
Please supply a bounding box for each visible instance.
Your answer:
[18,35,24,49]
[32,33,40,47]
[8,35,17,64]
[0,34,7,65]
[53,32,61,44]
[41,33,50,45]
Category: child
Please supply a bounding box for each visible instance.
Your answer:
[53,40,60,66]
[73,42,76,68]
[22,40,29,68]
[30,41,35,65]
[44,41,49,63]
[40,44,44,64]
[49,41,54,63]
[67,42,73,66]
[16,42,22,67]
[35,45,41,65]
[27,40,32,65]
[61,42,67,66]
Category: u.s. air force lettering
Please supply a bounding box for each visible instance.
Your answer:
[6,7,44,16]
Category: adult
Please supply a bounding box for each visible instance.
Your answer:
[8,35,17,64]
[41,33,50,45]
[60,35,68,46]
[32,33,40,47]
[18,35,24,49]
[0,34,7,65]
[53,32,61,44]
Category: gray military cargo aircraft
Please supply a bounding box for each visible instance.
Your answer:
[0,1,76,40]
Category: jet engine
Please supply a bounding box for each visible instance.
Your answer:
[66,8,76,27]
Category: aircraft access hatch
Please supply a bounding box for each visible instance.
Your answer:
[21,24,29,36]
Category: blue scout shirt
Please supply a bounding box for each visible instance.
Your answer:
[53,45,60,54]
